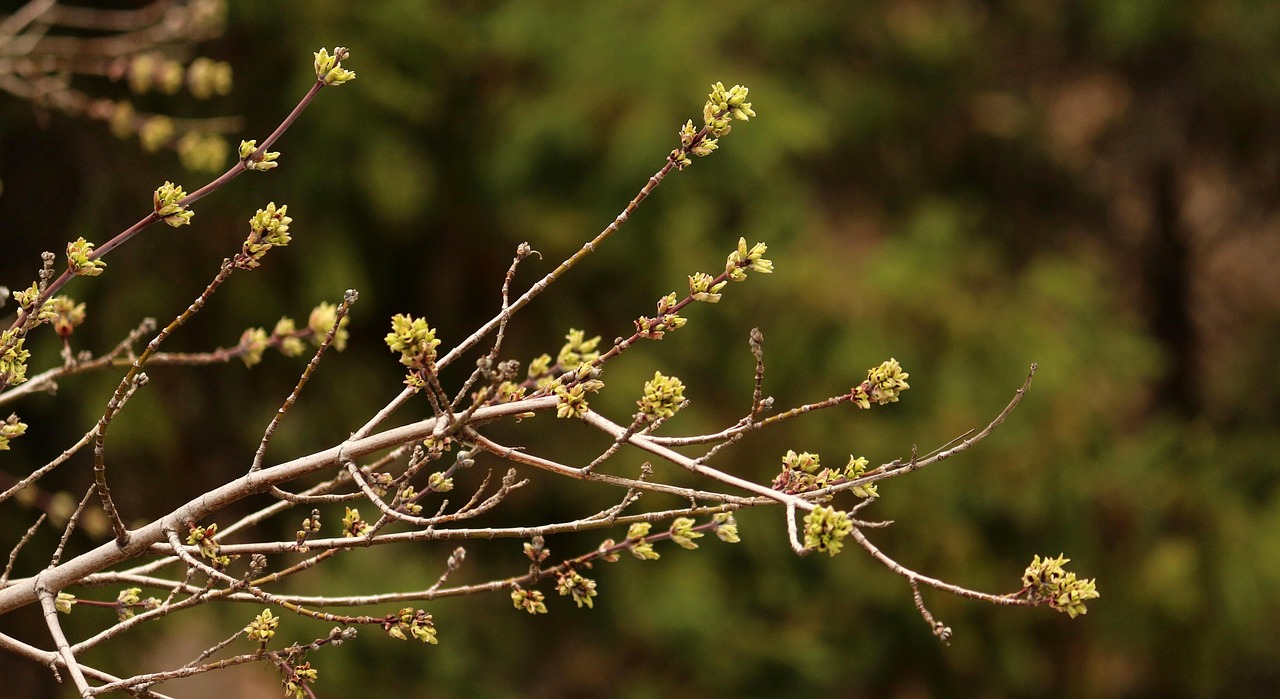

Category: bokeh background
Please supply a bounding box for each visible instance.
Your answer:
[3,1,1280,697]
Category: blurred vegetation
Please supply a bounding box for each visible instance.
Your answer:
[3,1,1280,697]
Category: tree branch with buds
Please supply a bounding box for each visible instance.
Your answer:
[0,46,1096,698]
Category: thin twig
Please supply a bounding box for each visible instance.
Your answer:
[251,289,357,472]
[2,513,46,585]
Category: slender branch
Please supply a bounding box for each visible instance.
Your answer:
[36,584,93,696]
[0,629,178,699]
[2,73,333,340]
[0,424,97,504]
[48,484,96,568]
[849,526,1028,607]
[3,513,46,585]
[251,289,357,472]
[437,157,683,373]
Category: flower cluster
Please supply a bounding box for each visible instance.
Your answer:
[0,414,27,451]
[237,203,292,269]
[1021,554,1100,618]
[127,52,185,95]
[385,608,438,643]
[244,608,279,644]
[385,314,441,370]
[704,81,756,137]
[239,139,281,171]
[771,451,878,498]
[127,52,231,98]
[554,383,590,419]
[427,471,454,493]
[341,507,371,538]
[523,535,550,564]
[141,116,177,153]
[237,328,270,367]
[314,47,356,86]
[284,662,318,699]
[637,371,686,420]
[634,293,688,340]
[114,587,159,622]
[555,570,599,609]
[803,506,854,557]
[295,510,322,551]
[688,271,727,303]
[236,307,339,368]
[186,523,231,568]
[396,486,424,515]
[45,296,86,338]
[669,82,755,170]
[0,330,30,386]
[271,317,307,357]
[556,329,601,374]
[152,181,193,228]
[852,358,911,409]
[511,585,548,615]
[725,238,773,282]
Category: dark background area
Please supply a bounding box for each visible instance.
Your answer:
[3,1,1280,696]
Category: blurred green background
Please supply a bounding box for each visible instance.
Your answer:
[3,1,1280,697]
